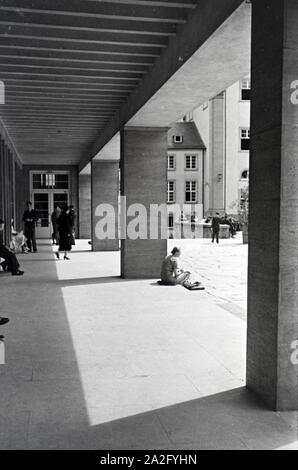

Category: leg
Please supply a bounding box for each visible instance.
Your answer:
[175,271,191,285]
[26,234,32,251]
[31,230,37,252]
[5,252,20,274]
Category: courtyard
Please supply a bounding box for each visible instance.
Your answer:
[0,236,296,450]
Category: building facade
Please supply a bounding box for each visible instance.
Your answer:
[166,122,206,234]
[186,77,251,217]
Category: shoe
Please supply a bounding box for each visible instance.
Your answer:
[64,256,70,260]
[0,317,9,326]
[12,271,24,276]
[55,252,60,259]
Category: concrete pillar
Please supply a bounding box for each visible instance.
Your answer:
[247,0,298,411]
[91,160,119,251]
[79,174,91,239]
[0,137,14,244]
[120,127,168,279]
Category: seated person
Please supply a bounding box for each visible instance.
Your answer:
[0,218,24,276]
[10,219,28,253]
[161,247,192,286]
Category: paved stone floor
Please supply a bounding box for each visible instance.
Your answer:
[0,236,297,450]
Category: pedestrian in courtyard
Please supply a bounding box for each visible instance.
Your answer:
[22,201,38,253]
[0,219,24,276]
[51,206,61,245]
[211,212,221,244]
[222,214,235,239]
[55,206,72,260]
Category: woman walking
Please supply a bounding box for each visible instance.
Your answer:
[55,206,72,260]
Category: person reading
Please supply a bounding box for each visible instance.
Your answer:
[160,247,204,290]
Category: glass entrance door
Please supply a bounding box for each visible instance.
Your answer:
[33,192,50,239]
[53,193,69,211]
[33,191,69,239]
[31,171,70,239]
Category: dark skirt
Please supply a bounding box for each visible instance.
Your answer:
[59,233,72,251]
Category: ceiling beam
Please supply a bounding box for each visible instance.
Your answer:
[0,37,162,57]
[0,70,141,83]
[0,26,169,47]
[3,91,125,101]
[0,12,179,36]
[0,56,150,73]
[0,103,121,111]
[5,85,128,96]
[0,48,155,65]
[0,64,144,80]
[82,0,196,7]
[0,1,189,23]
[2,78,135,89]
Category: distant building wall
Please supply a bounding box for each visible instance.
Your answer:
[191,78,250,216]
[167,148,204,222]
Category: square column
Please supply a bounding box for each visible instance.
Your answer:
[91,160,119,251]
[120,127,168,278]
[247,0,298,410]
[79,174,91,239]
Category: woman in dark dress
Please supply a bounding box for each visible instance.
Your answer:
[55,206,72,260]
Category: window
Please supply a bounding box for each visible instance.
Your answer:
[168,154,175,170]
[168,213,174,229]
[32,172,69,189]
[173,135,183,144]
[167,181,175,203]
[54,174,69,189]
[241,78,251,101]
[185,154,198,170]
[240,128,250,151]
[185,181,197,203]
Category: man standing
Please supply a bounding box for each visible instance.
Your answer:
[69,205,76,246]
[22,201,38,253]
[51,206,61,245]
[211,212,221,244]
[0,218,24,276]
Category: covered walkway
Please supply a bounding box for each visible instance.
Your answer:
[0,240,296,450]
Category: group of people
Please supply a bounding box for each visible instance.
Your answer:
[0,202,77,276]
[0,202,38,276]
